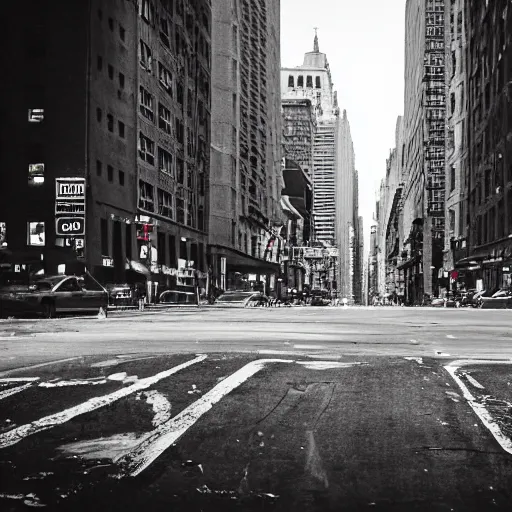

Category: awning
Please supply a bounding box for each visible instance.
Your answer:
[455,252,489,268]
[280,196,302,219]
[209,245,280,274]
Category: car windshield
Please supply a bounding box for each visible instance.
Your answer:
[216,292,256,302]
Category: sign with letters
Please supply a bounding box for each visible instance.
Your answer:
[55,178,85,200]
[56,217,85,236]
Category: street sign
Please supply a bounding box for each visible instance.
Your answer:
[56,217,85,236]
[55,178,85,200]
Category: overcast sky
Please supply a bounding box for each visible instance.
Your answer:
[280,0,407,254]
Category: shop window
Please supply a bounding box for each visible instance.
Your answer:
[0,222,6,246]
[28,109,44,122]
[28,163,44,186]
[27,222,45,246]
[157,232,167,265]
[168,235,177,267]
[125,223,132,260]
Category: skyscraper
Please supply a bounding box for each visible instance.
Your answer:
[209,0,283,293]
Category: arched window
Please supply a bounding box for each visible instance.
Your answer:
[315,76,321,88]
[288,75,294,87]
[306,75,313,88]
[297,75,304,87]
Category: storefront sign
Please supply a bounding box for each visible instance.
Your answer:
[55,178,85,200]
[503,267,510,273]
[102,257,114,267]
[56,217,85,236]
[55,201,85,215]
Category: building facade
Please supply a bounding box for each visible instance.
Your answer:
[0,0,212,301]
[399,0,446,305]
[458,0,512,291]
[209,0,283,295]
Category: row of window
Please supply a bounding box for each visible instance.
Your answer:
[97,56,125,89]
[96,108,125,138]
[287,75,322,89]
[97,9,126,42]
[96,160,125,186]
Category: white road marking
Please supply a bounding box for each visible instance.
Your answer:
[90,356,158,368]
[463,373,485,389]
[446,335,456,339]
[0,378,40,383]
[116,359,294,477]
[445,361,512,454]
[38,379,108,388]
[0,383,33,401]
[435,351,451,356]
[0,355,207,449]
[293,345,328,350]
[139,390,172,427]
[297,362,364,370]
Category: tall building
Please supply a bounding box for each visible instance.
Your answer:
[281,34,360,300]
[209,0,283,294]
[281,33,340,247]
[0,0,212,300]
[458,0,512,291]
[400,0,446,304]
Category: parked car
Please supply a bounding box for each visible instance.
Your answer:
[213,291,269,308]
[0,275,108,318]
[431,295,461,308]
[472,288,500,308]
[310,296,331,306]
[159,290,198,306]
[479,289,512,309]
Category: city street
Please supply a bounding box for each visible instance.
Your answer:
[1,307,512,510]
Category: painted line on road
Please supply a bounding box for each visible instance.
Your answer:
[0,355,207,449]
[0,377,40,383]
[297,361,365,370]
[0,357,81,378]
[0,383,33,401]
[116,359,294,477]
[445,360,512,455]
[293,344,328,350]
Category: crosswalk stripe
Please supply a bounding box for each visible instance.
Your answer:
[0,383,33,401]
[116,359,294,477]
[0,355,207,449]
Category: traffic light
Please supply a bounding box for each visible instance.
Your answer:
[136,223,153,242]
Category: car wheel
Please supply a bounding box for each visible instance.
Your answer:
[42,299,56,319]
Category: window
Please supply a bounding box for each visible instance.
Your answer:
[28,109,44,122]
[0,222,6,247]
[118,121,125,138]
[126,223,132,260]
[158,103,172,134]
[138,132,155,165]
[175,118,184,143]
[119,170,125,186]
[97,55,103,71]
[96,160,102,177]
[101,218,108,255]
[28,163,44,186]
[315,76,321,88]
[107,114,114,132]
[27,222,45,246]
[96,107,102,122]
[198,206,204,231]
[158,62,173,95]
[108,64,114,80]
[119,72,125,89]
[177,158,184,183]
[306,75,313,88]
[450,165,455,192]
[139,86,154,121]
[139,40,153,72]
[187,88,193,117]
[119,25,126,42]
[57,278,82,292]
[288,75,294,87]
[176,198,185,224]
[108,17,114,31]
[139,180,154,211]
[297,75,304,87]
[160,17,170,48]
[177,81,184,104]
[139,0,155,24]
[107,165,113,182]
[158,188,174,219]
[158,147,174,176]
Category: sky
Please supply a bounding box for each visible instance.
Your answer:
[280,0,407,255]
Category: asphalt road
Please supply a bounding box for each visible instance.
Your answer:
[1,307,512,510]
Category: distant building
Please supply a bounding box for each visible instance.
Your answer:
[0,0,211,301]
[209,0,283,294]
[400,0,446,304]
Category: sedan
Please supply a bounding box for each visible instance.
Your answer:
[0,275,108,318]
[213,291,270,308]
[479,289,512,309]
